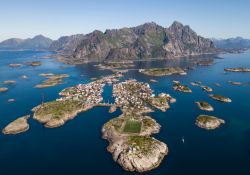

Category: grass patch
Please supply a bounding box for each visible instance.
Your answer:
[35,100,82,119]
[123,120,142,133]
[126,136,157,153]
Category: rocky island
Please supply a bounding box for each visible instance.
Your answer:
[2,115,30,134]
[95,62,135,72]
[195,115,225,130]
[209,94,232,103]
[139,67,186,76]
[228,81,242,85]
[9,63,22,68]
[35,74,69,88]
[26,61,42,66]
[0,87,8,92]
[172,81,192,93]
[150,79,158,83]
[102,79,175,172]
[196,101,214,111]
[3,80,16,85]
[224,68,250,72]
[201,85,213,92]
[190,81,202,86]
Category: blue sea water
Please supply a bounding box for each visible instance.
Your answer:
[0,50,250,175]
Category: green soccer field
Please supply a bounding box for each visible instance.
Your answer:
[123,120,142,133]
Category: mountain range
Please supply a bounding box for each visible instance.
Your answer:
[0,35,53,50]
[52,21,216,61]
[2,21,249,62]
[212,37,250,49]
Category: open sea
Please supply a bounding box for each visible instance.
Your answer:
[0,50,250,175]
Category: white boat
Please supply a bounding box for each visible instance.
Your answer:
[181,136,185,143]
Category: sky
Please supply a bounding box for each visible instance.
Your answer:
[0,0,250,41]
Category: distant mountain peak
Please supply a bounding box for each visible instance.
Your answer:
[33,34,47,39]
[0,35,53,50]
[212,37,250,49]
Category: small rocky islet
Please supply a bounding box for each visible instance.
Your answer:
[201,85,213,92]
[2,115,30,134]
[3,80,16,85]
[8,63,23,68]
[196,101,214,111]
[0,87,8,92]
[224,68,250,72]
[26,61,42,66]
[150,79,158,83]
[209,94,232,103]
[172,81,192,93]
[190,81,202,86]
[195,115,225,130]
[228,81,242,85]
[95,61,135,72]
[35,73,69,88]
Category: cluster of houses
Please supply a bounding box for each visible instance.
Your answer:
[57,73,123,105]
[57,81,105,104]
[113,79,153,110]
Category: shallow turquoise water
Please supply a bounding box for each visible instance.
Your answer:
[0,50,249,175]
